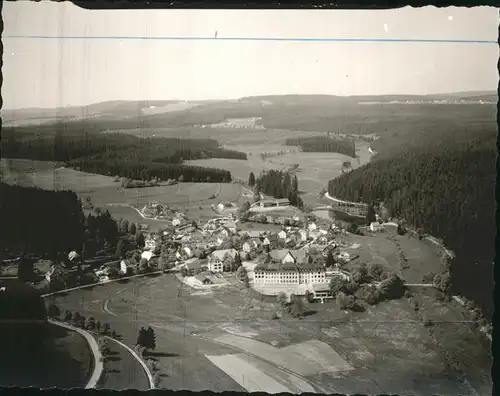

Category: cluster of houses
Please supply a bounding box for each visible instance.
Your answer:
[140,201,171,219]
[128,208,357,299]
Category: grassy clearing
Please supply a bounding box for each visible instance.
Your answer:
[0,323,92,388]
[341,227,444,283]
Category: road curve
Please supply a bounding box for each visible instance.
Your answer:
[48,319,103,389]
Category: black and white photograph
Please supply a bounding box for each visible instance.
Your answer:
[1,3,498,395]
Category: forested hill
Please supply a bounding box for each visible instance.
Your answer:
[327,121,496,318]
[1,126,245,183]
[284,135,356,157]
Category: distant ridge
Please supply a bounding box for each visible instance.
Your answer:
[3,91,497,114]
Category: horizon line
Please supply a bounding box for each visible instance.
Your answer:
[3,91,497,112]
[3,35,496,44]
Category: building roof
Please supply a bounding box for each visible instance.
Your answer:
[244,230,262,238]
[185,258,206,270]
[275,198,290,204]
[312,283,331,292]
[211,249,238,260]
[194,274,211,283]
[255,260,324,273]
[269,249,290,262]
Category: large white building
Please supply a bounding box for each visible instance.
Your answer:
[253,249,328,285]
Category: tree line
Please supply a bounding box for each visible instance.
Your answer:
[1,127,244,183]
[284,135,356,157]
[327,126,496,319]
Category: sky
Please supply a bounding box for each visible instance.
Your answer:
[2,3,499,109]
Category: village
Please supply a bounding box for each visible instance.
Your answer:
[61,196,376,304]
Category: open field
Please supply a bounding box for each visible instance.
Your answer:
[2,160,247,230]
[50,273,491,394]
[339,225,446,283]
[0,323,93,388]
[186,138,372,208]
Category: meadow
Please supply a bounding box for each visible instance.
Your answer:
[339,225,446,284]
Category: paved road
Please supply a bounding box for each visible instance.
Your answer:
[96,337,150,391]
[50,277,246,392]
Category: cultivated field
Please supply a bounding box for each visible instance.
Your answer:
[52,273,491,395]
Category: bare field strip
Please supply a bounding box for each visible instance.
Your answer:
[204,353,295,394]
[212,334,353,377]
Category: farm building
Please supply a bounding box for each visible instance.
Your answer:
[306,284,334,302]
[181,258,208,275]
[193,274,213,286]
[325,268,352,282]
[256,198,290,209]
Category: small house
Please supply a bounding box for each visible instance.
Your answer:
[278,230,287,240]
[370,222,384,232]
[242,241,253,253]
[219,228,230,238]
[141,251,155,262]
[298,230,308,242]
[263,233,279,246]
[208,249,239,273]
[193,274,213,286]
[182,258,208,275]
[144,236,157,251]
[183,247,193,258]
[307,222,318,231]
[243,230,262,239]
[338,251,350,262]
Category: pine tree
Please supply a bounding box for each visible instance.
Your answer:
[146,326,156,351]
[366,204,377,225]
[115,238,127,259]
[136,327,147,348]
[135,230,145,247]
[326,250,335,267]
[248,172,256,187]
[292,175,299,192]
[129,222,137,235]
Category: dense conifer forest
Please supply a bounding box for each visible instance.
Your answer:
[328,122,496,318]
[1,127,244,182]
[254,170,304,209]
[285,135,356,157]
[0,183,86,259]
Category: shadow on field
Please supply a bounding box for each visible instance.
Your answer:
[146,273,162,278]
[144,351,180,358]
[303,310,317,317]
[104,356,122,363]
[105,350,120,357]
